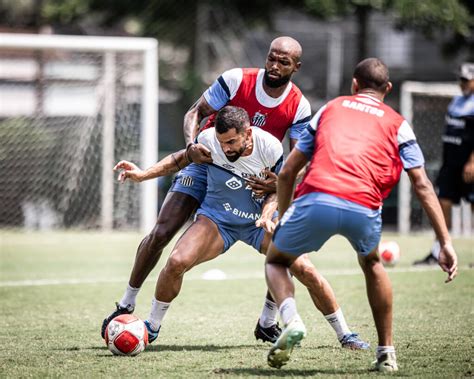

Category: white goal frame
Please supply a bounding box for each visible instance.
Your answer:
[399,81,471,236]
[0,33,159,233]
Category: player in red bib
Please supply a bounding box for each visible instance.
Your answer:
[102,37,368,350]
[263,58,458,372]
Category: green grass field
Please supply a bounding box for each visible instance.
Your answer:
[1,231,473,378]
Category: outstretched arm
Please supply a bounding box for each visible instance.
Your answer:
[114,149,190,183]
[183,96,216,164]
[277,149,308,216]
[407,166,458,282]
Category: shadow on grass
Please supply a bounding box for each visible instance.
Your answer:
[145,344,257,352]
[218,367,373,376]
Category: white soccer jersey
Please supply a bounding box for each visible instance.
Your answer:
[197,127,283,226]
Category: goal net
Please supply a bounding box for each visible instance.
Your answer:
[0,34,158,232]
[399,81,472,235]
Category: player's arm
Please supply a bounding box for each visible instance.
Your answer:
[277,149,308,216]
[114,149,190,183]
[398,120,457,282]
[256,193,278,233]
[407,167,457,282]
[183,96,215,164]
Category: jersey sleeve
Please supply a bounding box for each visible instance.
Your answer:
[397,120,425,170]
[289,95,312,140]
[295,104,327,159]
[196,128,214,152]
[203,68,243,111]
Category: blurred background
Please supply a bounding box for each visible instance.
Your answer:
[0,0,473,232]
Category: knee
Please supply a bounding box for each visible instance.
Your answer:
[292,260,325,288]
[359,252,383,273]
[146,223,177,251]
[164,252,192,277]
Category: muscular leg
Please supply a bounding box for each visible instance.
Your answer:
[154,215,224,302]
[358,247,393,347]
[260,233,338,315]
[128,191,199,288]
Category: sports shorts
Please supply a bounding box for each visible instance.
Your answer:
[436,164,474,204]
[272,192,382,256]
[195,208,265,253]
[169,163,208,203]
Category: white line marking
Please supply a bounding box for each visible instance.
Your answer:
[0,266,447,287]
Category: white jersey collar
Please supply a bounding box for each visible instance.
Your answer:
[256,69,293,108]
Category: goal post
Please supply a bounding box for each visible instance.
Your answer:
[0,33,158,233]
[399,81,471,236]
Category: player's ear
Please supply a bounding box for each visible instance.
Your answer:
[294,60,301,72]
[351,78,359,94]
[385,81,393,95]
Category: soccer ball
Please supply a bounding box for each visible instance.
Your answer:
[379,241,400,266]
[105,314,148,356]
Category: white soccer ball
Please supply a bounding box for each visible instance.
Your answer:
[105,314,148,356]
[379,241,401,266]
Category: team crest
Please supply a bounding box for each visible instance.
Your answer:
[252,111,267,127]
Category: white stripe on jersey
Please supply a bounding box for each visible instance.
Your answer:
[397,120,417,145]
[197,127,283,179]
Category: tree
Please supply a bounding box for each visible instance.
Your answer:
[301,0,473,61]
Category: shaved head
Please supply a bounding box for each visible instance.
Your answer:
[353,58,390,92]
[269,36,302,64]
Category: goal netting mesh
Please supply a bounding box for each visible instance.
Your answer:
[0,36,157,231]
[399,81,471,235]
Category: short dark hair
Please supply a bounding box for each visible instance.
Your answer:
[215,106,250,134]
[353,58,389,92]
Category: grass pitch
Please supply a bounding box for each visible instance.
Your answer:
[1,231,473,378]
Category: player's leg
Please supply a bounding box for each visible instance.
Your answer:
[101,164,206,338]
[358,248,397,372]
[265,243,306,369]
[145,215,225,342]
[342,205,397,372]
[100,191,199,339]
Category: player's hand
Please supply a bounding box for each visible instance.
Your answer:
[246,169,277,197]
[438,242,458,283]
[462,160,474,183]
[187,143,213,164]
[256,217,277,234]
[113,160,145,183]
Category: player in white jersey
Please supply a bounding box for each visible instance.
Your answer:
[113,106,365,346]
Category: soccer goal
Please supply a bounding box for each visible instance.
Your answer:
[399,81,472,236]
[0,33,158,232]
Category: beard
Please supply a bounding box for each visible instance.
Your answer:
[264,69,292,88]
[225,144,246,162]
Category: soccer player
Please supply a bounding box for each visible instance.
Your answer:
[262,58,458,372]
[113,106,355,346]
[102,36,368,349]
[414,62,474,265]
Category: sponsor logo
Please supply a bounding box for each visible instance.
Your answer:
[252,111,267,127]
[342,99,384,117]
[445,115,465,128]
[179,176,194,187]
[222,163,235,170]
[225,177,243,190]
[442,135,462,145]
[222,203,261,220]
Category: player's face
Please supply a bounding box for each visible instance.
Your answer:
[264,49,300,88]
[459,78,474,96]
[216,127,251,162]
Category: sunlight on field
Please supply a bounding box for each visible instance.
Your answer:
[1,231,473,378]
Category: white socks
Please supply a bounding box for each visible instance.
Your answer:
[431,240,441,259]
[324,308,351,340]
[259,299,279,328]
[118,284,140,308]
[148,298,170,331]
[376,345,396,359]
[279,297,298,325]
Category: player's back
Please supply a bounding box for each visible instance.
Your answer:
[197,127,283,227]
[296,94,405,209]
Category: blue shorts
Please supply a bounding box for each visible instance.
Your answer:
[273,192,382,256]
[170,163,208,203]
[196,208,265,253]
